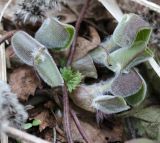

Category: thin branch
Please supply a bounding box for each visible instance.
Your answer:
[5,126,51,143]
[62,1,92,143]
[62,85,73,143]
[67,0,92,66]
[130,0,160,14]
[70,109,92,143]
[0,30,16,44]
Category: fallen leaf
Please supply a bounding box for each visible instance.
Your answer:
[72,55,98,79]
[70,117,123,143]
[33,110,56,132]
[73,26,101,61]
[9,66,40,101]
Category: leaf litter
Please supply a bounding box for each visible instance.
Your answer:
[0,0,160,143]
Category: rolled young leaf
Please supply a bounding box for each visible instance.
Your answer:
[12,31,64,87]
[92,95,130,114]
[111,70,143,97]
[125,72,147,107]
[35,17,75,50]
[112,13,149,48]
[107,27,152,72]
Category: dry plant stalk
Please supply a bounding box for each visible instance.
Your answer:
[0,24,7,82]
[0,24,8,143]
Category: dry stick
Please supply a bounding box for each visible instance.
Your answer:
[130,0,160,14]
[0,30,16,44]
[62,0,92,143]
[70,109,91,143]
[5,126,51,143]
[0,1,13,142]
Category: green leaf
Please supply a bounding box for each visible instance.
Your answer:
[61,67,83,92]
[12,31,64,87]
[126,138,158,143]
[111,70,143,97]
[129,106,160,140]
[112,13,149,47]
[92,95,130,114]
[125,73,147,106]
[107,27,152,72]
[23,123,32,129]
[34,49,64,87]
[35,17,75,50]
[132,106,160,123]
[72,55,98,79]
[32,119,41,126]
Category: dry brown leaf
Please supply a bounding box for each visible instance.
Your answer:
[73,26,101,61]
[33,110,56,132]
[47,5,77,23]
[9,66,40,101]
[71,117,123,143]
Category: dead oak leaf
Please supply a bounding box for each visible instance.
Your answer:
[9,66,40,101]
[33,110,56,132]
[73,26,101,61]
[71,117,123,143]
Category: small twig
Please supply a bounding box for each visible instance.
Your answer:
[130,0,160,14]
[67,0,92,66]
[70,109,91,143]
[4,126,51,143]
[0,30,16,44]
[62,1,92,143]
[62,85,73,143]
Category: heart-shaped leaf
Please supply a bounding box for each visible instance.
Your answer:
[92,95,130,114]
[35,17,75,50]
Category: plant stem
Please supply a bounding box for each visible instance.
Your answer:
[70,109,91,143]
[67,0,91,66]
[5,126,51,143]
[62,85,73,143]
[62,0,92,143]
